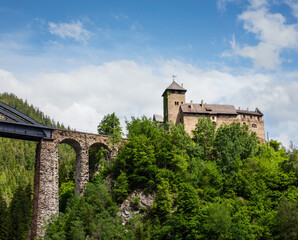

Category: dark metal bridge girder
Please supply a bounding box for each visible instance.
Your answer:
[0,120,53,141]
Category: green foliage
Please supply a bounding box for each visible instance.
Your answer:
[202,201,233,239]
[0,195,9,240]
[106,117,297,239]
[58,144,75,187]
[89,145,110,180]
[1,94,298,240]
[113,171,129,204]
[0,93,78,239]
[7,183,32,240]
[276,197,298,240]
[113,117,191,193]
[269,139,282,151]
[59,181,74,213]
[214,123,259,176]
[152,179,172,220]
[0,137,36,205]
[192,117,216,155]
[0,93,73,205]
[45,180,133,240]
[97,112,122,146]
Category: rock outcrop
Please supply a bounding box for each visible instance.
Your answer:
[119,190,155,225]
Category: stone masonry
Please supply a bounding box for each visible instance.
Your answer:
[29,129,118,240]
[159,80,265,143]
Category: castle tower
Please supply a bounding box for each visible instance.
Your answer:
[162,80,187,125]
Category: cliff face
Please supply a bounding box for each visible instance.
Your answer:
[120,190,155,224]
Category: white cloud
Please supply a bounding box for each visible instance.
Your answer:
[217,0,238,12]
[48,20,91,42]
[0,60,297,147]
[285,0,298,19]
[223,0,298,70]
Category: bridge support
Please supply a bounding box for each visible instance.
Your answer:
[29,139,59,240]
[28,129,116,239]
[75,146,89,195]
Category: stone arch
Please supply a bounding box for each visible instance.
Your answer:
[88,142,111,180]
[30,129,121,239]
[58,138,88,195]
[60,138,81,154]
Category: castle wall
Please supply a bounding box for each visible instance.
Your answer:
[167,93,185,125]
[182,113,265,143]
[237,114,265,143]
[182,114,207,137]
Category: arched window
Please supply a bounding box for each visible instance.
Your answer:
[252,123,257,128]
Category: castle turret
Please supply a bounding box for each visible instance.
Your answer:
[162,80,187,124]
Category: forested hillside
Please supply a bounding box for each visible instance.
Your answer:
[0,94,297,240]
[46,116,298,240]
[0,93,71,204]
[0,93,75,240]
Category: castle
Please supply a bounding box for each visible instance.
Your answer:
[153,80,265,143]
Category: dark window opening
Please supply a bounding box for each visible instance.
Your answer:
[252,123,257,128]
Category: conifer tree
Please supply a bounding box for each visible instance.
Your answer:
[0,195,9,240]
[8,184,32,240]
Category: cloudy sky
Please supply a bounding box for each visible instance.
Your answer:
[0,0,297,147]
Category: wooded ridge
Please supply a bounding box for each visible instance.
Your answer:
[0,93,297,240]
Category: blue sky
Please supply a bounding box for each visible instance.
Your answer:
[0,0,297,147]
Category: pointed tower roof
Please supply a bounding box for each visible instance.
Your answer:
[162,80,187,96]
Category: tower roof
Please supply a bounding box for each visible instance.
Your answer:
[162,80,187,96]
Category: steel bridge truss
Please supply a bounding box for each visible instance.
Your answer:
[0,101,53,141]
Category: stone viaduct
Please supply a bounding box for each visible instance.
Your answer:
[0,101,120,239]
[30,129,118,239]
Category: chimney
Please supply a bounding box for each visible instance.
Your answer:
[201,100,204,110]
[190,100,194,110]
[181,83,183,88]
[247,107,249,111]
[238,107,240,110]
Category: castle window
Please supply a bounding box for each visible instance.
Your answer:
[212,116,215,120]
[252,123,257,128]
[258,117,260,121]
[250,116,253,119]
[181,101,183,104]
[243,122,246,125]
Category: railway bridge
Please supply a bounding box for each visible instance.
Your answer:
[0,101,119,239]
